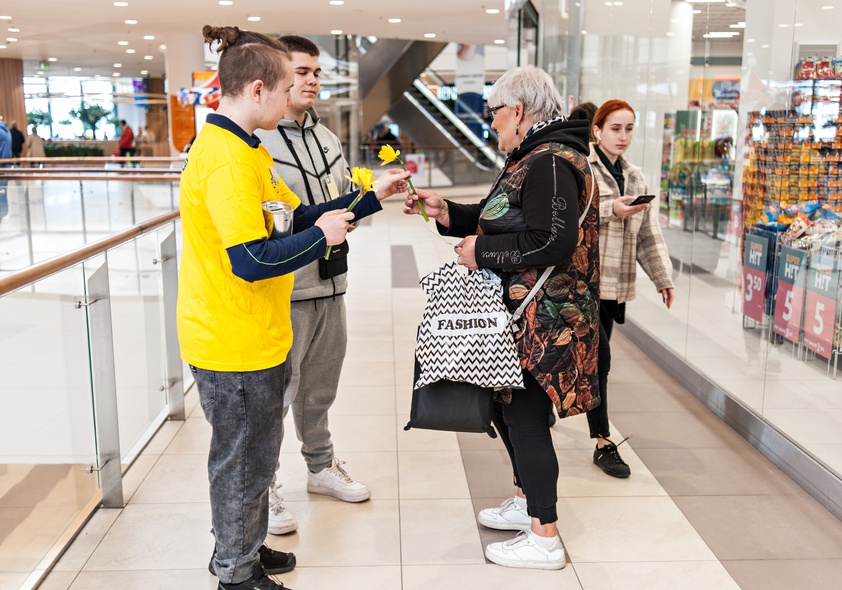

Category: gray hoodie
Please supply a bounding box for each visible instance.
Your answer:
[256,108,352,301]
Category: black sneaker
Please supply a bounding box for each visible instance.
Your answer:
[593,437,631,478]
[217,563,291,590]
[209,545,296,576]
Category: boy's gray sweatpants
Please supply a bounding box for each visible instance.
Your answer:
[282,297,347,473]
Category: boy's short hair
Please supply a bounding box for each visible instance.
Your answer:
[279,35,320,57]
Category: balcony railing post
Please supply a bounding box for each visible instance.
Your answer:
[160,229,185,420]
[84,257,124,508]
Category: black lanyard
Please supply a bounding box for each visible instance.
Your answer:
[277,124,333,206]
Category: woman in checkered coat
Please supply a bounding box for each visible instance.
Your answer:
[586,99,675,478]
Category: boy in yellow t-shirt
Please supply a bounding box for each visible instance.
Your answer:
[180,26,408,590]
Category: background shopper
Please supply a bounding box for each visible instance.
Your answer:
[586,98,675,477]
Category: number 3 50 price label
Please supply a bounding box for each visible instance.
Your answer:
[742,235,768,323]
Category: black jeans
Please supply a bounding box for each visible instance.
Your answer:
[492,371,558,525]
[586,303,614,439]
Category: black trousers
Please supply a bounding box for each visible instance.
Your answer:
[492,371,558,525]
[586,303,614,439]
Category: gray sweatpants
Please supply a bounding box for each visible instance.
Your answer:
[282,297,347,473]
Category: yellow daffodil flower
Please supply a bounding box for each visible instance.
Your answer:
[376,144,429,222]
[327,167,377,259]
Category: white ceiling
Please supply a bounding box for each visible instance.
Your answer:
[0,0,507,78]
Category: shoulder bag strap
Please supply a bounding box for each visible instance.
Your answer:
[511,157,596,325]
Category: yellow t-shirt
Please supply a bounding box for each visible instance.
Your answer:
[177,116,302,372]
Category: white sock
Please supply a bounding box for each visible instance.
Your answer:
[513,495,527,510]
[530,530,561,550]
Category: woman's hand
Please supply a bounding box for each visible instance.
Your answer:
[404,188,449,225]
[454,236,478,270]
[661,287,675,309]
[612,195,649,219]
[315,209,355,246]
[374,168,412,201]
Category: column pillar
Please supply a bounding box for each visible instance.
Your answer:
[163,34,204,155]
[0,58,27,133]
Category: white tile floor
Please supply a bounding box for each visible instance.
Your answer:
[32,193,760,590]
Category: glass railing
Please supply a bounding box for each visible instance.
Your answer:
[0,209,185,590]
[0,166,181,275]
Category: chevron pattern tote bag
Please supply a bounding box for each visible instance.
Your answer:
[414,261,524,390]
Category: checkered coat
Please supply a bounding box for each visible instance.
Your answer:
[588,143,674,302]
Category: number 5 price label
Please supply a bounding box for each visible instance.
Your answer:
[742,234,768,323]
[773,246,807,342]
[802,252,839,359]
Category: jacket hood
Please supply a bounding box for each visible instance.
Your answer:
[278,107,320,131]
[511,116,591,162]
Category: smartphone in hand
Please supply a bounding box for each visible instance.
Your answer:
[628,194,655,206]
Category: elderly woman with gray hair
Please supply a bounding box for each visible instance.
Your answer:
[404,65,600,570]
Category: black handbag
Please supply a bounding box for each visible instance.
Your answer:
[404,354,497,438]
[319,240,348,279]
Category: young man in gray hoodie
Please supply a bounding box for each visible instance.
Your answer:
[255,35,370,536]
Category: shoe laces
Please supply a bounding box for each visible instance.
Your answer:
[598,436,630,461]
[326,460,353,484]
[503,531,531,549]
[495,497,520,514]
[268,485,286,514]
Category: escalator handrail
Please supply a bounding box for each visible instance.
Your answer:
[421,68,498,143]
[411,79,504,169]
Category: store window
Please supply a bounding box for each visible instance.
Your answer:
[567,0,842,483]
[23,76,119,140]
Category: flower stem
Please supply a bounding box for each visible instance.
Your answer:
[399,161,429,222]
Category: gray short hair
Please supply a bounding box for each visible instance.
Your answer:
[487,65,564,122]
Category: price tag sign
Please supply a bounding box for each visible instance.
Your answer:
[802,252,839,359]
[742,234,768,323]
[773,246,807,342]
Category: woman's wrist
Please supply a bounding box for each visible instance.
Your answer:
[438,201,450,227]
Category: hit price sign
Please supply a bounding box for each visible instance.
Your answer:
[742,234,768,323]
[802,252,839,359]
[773,246,807,342]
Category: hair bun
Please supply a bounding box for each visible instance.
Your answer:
[202,25,241,52]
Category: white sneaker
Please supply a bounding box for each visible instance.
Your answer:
[485,530,566,570]
[267,484,298,535]
[307,458,371,502]
[477,497,531,531]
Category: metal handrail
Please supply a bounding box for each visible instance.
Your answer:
[0,210,180,296]
[0,156,183,164]
[0,173,180,181]
[0,168,181,174]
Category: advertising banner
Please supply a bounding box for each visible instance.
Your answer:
[802,252,839,359]
[773,246,807,342]
[742,234,768,323]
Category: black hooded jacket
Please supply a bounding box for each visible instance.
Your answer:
[442,116,592,271]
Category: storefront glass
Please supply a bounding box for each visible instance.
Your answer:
[548,0,842,481]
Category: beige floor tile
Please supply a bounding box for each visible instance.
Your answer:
[140,419,183,456]
[400,499,484,565]
[83,504,214,571]
[324,415,398,453]
[274,565,401,589]
[120,454,159,504]
[462,451,516,499]
[53,509,120,572]
[402,564,582,590]
[162,416,212,455]
[0,505,83,572]
[69,569,217,589]
[673,495,842,560]
[332,386,396,416]
[130,454,209,504]
[338,361,396,388]
[609,408,745,450]
[556,448,669,498]
[36,570,77,590]
[0,572,29,589]
[266,500,400,566]
[343,340,395,363]
[398,451,470,499]
[557,497,716,563]
[722,559,842,590]
[634,447,804,496]
[397,416,461,452]
[573,561,740,590]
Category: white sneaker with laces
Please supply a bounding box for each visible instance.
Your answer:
[267,483,298,535]
[485,530,566,570]
[307,458,370,502]
[477,497,531,531]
